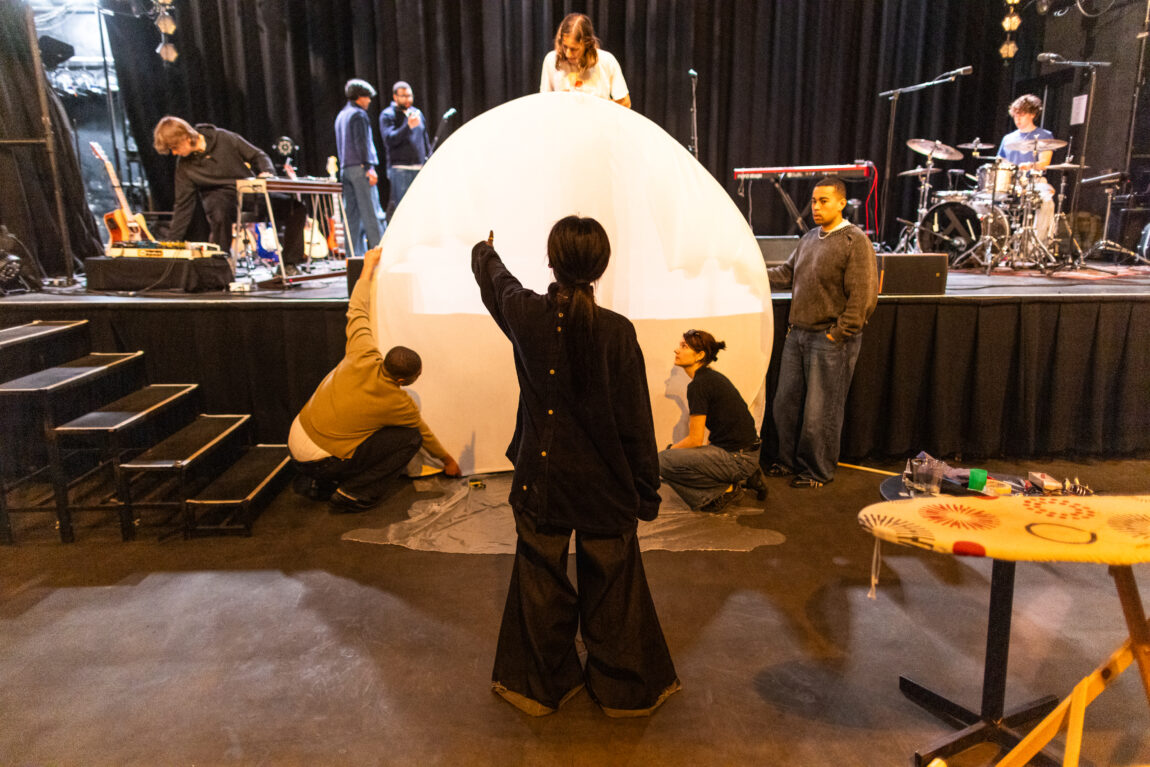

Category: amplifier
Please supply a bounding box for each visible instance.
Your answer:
[757,236,799,265]
[876,253,948,295]
[346,257,365,295]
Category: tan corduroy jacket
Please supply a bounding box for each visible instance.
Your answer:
[297,269,448,461]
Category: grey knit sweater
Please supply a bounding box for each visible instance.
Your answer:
[767,224,878,341]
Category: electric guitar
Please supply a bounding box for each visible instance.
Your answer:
[90,141,154,243]
[325,155,345,255]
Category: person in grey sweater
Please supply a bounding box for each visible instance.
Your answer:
[764,176,878,488]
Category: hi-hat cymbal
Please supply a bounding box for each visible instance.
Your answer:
[898,166,942,177]
[1045,161,1088,171]
[957,139,995,150]
[906,138,963,161]
[1003,137,1068,153]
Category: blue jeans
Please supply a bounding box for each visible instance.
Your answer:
[771,327,862,483]
[658,444,760,509]
[341,167,385,257]
[386,166,420,217]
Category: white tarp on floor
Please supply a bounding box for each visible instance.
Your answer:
[343,474,785,554]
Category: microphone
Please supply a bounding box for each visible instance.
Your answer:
[442,107,458,120]
[945,65,973,77]
[1037,52,1063,63]
[688,68,697,79]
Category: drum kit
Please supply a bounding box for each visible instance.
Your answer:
[893,135,1086,272]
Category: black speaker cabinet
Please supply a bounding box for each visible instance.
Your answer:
[875,253,948,295]
[757,236,799,266]
[346,257,365,295]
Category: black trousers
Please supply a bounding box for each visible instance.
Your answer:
[492,506,678,713]
[200,188,307,265]
[295,426,421,500]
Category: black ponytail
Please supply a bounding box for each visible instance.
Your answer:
[547,216,611,392]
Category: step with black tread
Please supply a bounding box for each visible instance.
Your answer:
[120,414,250,471]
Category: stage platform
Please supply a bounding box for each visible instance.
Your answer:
[2,258,1149,460]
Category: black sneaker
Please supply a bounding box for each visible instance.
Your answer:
[292,474,337,501]
[699,486,744,513]
[744,469,769,501]
[328,489,377,513]
[765,463,793,477]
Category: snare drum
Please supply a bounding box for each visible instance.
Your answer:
[918,200,1010,262]
[933,189,976,203]
[976,162,1015,198]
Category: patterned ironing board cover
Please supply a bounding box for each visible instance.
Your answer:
[858,495,1150,565]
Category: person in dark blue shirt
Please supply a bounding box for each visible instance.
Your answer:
[472,217,679,718]
[659,329,766,512]
[334,79,386,257]
[379,81,431,218]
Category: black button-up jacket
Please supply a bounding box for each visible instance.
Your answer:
[472,241,661,534]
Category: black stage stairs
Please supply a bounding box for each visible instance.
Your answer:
[0,320,290,543]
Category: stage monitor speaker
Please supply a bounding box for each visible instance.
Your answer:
[876,253,948,295]
[757,236,798,266]
[346,257,365,295]
[1117,206,1150,252]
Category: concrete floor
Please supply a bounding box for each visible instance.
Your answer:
[1,456,1148,766]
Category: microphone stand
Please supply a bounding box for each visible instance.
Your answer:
[430,109,458,154]
[688,70,699,159]
[1044,60,1110,250]
[876,68,967,245]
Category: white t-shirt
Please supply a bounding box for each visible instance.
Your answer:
[539,49,629,101]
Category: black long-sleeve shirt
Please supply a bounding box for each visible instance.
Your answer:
[169,124,274,241]
[472,241,661,533]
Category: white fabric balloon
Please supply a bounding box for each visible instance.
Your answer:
[374,92,772,474]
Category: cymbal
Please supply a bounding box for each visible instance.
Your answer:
[957,140,995,150]
[1003,137,1068,153]
[898,166,942,177]
[906,138,963,161]
[1045,162,1088,171]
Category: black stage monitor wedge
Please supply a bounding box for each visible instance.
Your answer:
[876,253,948,295]
[757,236,799,266]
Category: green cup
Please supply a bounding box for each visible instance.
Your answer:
[968,468,988,491]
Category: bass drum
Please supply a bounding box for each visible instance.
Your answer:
[918,201,1010,262]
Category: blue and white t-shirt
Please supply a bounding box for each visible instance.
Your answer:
[998,127,1054,166]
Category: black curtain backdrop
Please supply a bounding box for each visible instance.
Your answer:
[105,0,1033,239]
[0,1,103,277]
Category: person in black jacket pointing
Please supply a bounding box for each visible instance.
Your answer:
[472,218,679,718]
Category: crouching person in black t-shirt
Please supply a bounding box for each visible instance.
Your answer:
[658,329,767,512]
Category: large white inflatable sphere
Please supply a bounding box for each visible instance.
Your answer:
[373,92,772,474]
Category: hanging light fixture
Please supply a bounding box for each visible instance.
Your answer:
[153,1,177,61]
[155,5,176,35]
[1000,0,1020,60]
[156,37,178,62]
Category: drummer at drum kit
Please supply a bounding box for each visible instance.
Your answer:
[995,94,1055,244]
[899,93,1076,271]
